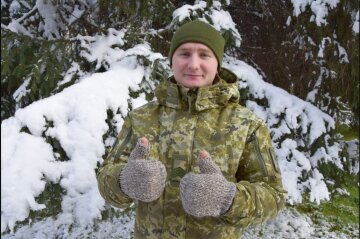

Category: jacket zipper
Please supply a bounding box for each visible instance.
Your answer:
[188,95,192,114]
[251,132,268,177]
[268,148,279,173]
[185,108,199,237]
[188,114,199,173]
[187,90,199,173]
[114,127,133,160]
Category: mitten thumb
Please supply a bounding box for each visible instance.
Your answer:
[198,151,221,174]
[129,137,149,161]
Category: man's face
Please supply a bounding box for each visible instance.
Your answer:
[171,42,218,88]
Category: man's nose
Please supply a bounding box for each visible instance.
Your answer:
[188,55,200,70]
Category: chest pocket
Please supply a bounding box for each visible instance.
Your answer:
[195,118,249,182]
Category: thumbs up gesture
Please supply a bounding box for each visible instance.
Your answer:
[180,151,236,217]
[119,137,166,202]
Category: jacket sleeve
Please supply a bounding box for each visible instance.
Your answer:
[97,116,135,209]
[221,121,287,227]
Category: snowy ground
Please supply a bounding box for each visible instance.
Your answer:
[2,207,357,239]
[242,208,357,239]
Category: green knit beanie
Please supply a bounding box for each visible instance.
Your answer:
[169,20,225,68]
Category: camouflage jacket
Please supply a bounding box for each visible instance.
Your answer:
[97,68,287,239]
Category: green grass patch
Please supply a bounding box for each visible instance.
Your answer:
[335,123,359,141]
[296,180,359,237]
[320,184,359,225]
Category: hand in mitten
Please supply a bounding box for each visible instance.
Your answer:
[180,151,236,217]
[119,137,166,202]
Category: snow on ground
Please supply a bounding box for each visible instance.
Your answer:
[1,208,355,239]
[243,208,356,239]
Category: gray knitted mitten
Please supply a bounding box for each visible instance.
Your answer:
[180,151,236,217]
[119,137,166,202]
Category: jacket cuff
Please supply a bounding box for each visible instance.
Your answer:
[97,163,133,208]
[220,181,256,226]
[220,182,237,215]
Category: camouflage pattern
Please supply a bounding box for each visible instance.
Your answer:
[97,68,287,238]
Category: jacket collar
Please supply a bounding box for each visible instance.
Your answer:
[155,68,240,112]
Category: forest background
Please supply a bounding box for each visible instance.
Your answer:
[1,0,359,238]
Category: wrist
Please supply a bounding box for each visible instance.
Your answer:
[220,182,236,215]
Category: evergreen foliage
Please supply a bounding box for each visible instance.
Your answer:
[1,0,175,122]
[1,0,359,237]
[1,28,79,121]
[228,0,359,126]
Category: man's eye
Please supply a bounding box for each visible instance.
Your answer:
[200,53,210,58]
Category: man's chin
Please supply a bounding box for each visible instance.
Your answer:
[182,82,201,88]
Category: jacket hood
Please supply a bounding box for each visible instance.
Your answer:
[155,68,240,112]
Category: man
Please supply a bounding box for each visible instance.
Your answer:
[97,20,287,239]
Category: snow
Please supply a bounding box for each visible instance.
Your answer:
[223,57,339,205]
[335,188,350,196]
[57,62,82,88]
[66,5,85,25]
[9,1,21,16]
[4,1,98,39]
[172,1,207,22]
[308,169,330,204]
[0,208,353,239]
[291,0,340,26]
[337,43,349,63]
[12,77,31,104]
[1,0,356,237]
[317,37,349,63]
[286,16,292,26]
[1,208,136,239]
[36,0,60,39]
[5,20,33,37]
[77,29,127,70]
[224,57,334,144]
[347,139,359,174]
[353,11,359,34]
[1,67,146,233]
[1,119,61,232]
[172,0,241,47]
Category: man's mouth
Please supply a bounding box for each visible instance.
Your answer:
[185,74,202,78]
